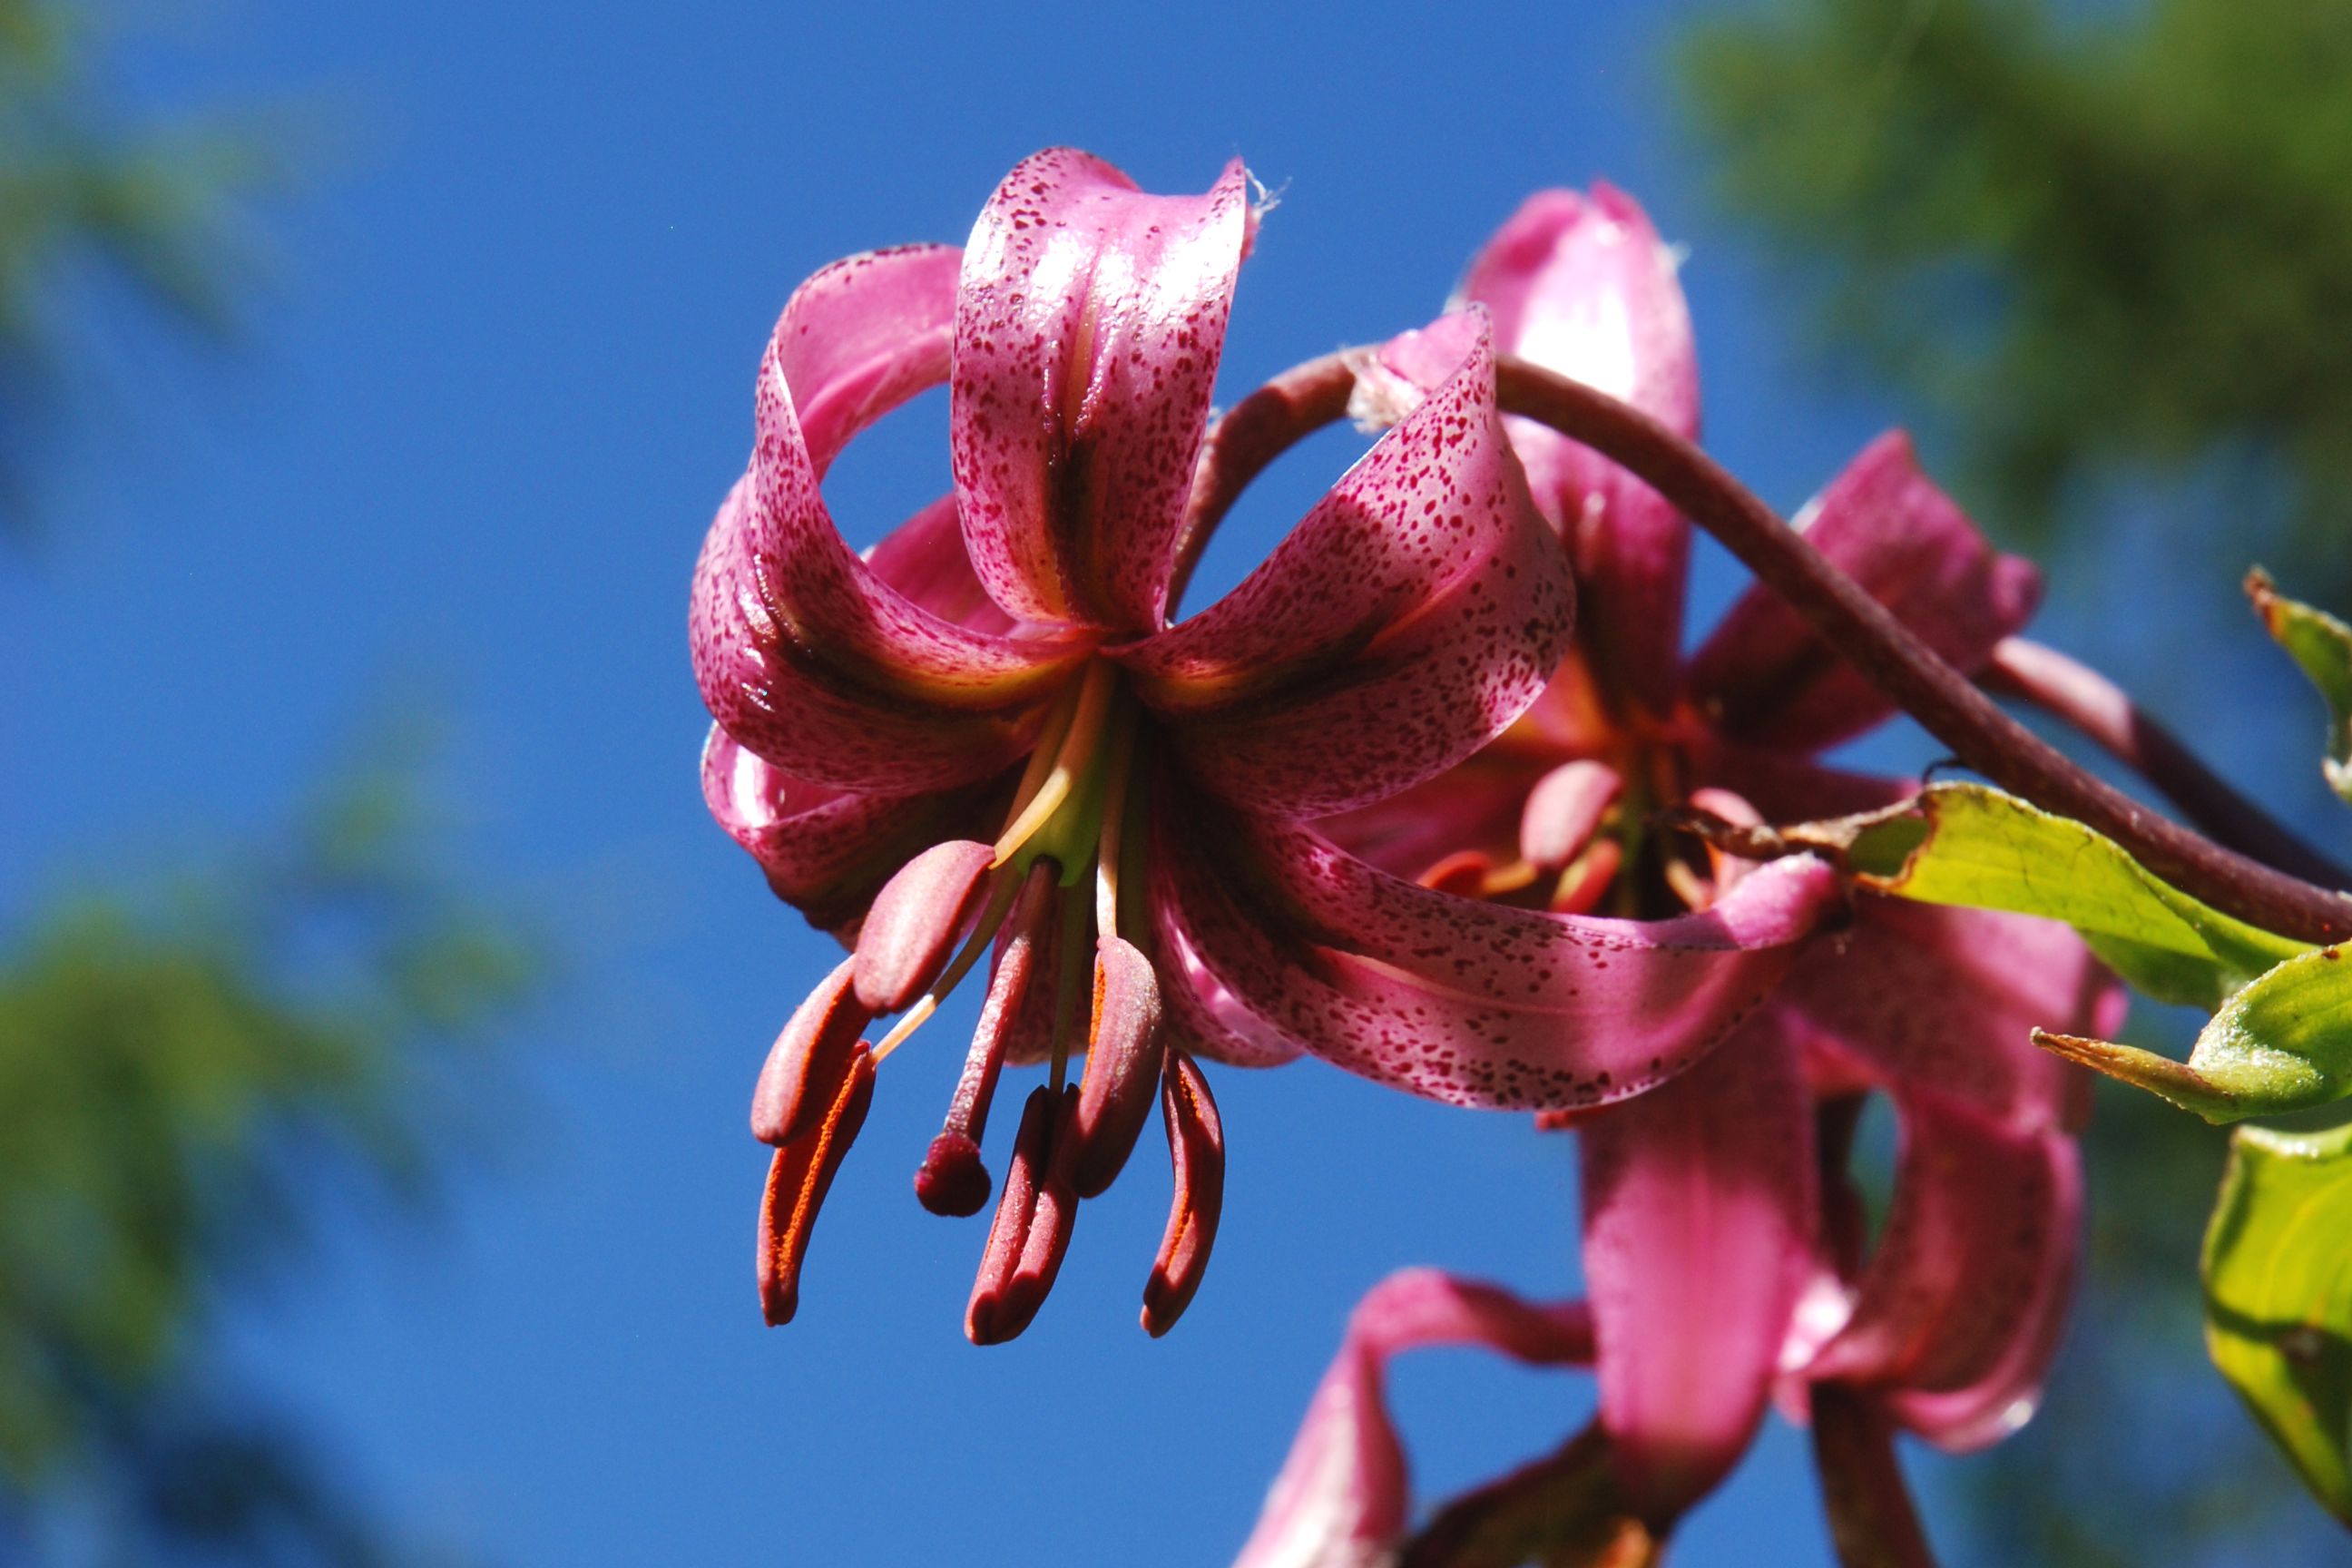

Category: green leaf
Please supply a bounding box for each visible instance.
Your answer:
[2039,946,2352,1124]
[2250,569,2352,805]
[1780,782,2309,1007]
[2203,1117,2352,1524]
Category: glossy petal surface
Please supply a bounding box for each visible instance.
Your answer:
[700,727,988,935]
[1581,1013,1816,1520]
[691,248,1082,794]
[1155,808,1846,1110]
[1123,318,1575,819]
[952,149,1252,631]
[1462,184,1697,713]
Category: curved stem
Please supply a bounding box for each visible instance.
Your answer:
[1984,638,2351,887]
[1181,348,2352,942]
[1496,356,2352,943]
[1165,350,1357,617]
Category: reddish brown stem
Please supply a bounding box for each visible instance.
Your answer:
[1810,1385,1940,1568]
[1984,637,2350,887]
[1179,348,2352,942]
[1495,356,2352,941]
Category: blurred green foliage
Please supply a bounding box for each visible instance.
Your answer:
[1681,0,2352,595]
[0,763,536,1564]
[1,4,524,1560]
[0,0,283,534]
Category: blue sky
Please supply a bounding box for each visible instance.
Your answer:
[5,2,2341,1563]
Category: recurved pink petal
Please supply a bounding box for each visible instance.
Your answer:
[1806,1093,2082,1452]
[1777,898,2114,1133]
[861,490,1018,637]
[1685,432,2043,752]
[1152,804,1847,1111]
[1581,1012,1818,1523]
[951,149,1253,632]
[701,726,997,936]
[691,247,1084,795]
[1233,1269,1593,1568]
[1463,186,1700,442]
[1122,315,1576,820]
[1159,919,1306,1070]
[1462,184,1698,714]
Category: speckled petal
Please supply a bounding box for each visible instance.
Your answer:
[1233,1269,1593,1568]
[1580,1013,1816,1523]
[1685,432,2043,753]
[1152,805,1847,1111]
[1121,316,1576,820]
[1806,1093,2082,1454]
[701,726,999,936]
[1778,898,2115,1133]
[1461,184,1698,714]
[690,247,1084,795]
[951,149,1252,632]
[1158,917,1305,1070]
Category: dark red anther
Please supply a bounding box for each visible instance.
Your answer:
[852,838,998,1013]
[915,859,1059,1217]
[965,1083,1079,1346]
[756,1043,877,1328]
[750,957,874,1146]
[1142,1053,1224,1338]
[1071,935,1167,1198]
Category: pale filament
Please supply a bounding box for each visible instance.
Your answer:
[992,660,1118,868]
[870,870,1024,1063]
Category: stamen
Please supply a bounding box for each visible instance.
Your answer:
[965,1084,1081,1346]
[757,1044,877,1327]
[854,839,1000,1013]
[1045,876,1095,1093]
[869,870,1026,1064]
[1685,787,1765,897]
[916,859,1059,1218]
[1661,851,1714,912]
[1005,671,1084,821]
[1518,760,1622,871]
[1092,704,1141,937]
[1071,935,1168,1198]
[992,661,1117,867]
[1142,1053,1225,1338]
[750,957,874,1146]
[1477,858,1544,898]
[1547,838,1623,914]
[1418,850,1494,896]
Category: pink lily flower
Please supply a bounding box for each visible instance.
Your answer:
[691,151,1852,1341]
[1319,184,2123,1529]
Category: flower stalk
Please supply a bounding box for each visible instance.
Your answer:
[1181,347,2352,944]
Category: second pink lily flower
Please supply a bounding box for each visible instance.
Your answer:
[691,152,1854,1343]
[1225,181,2124,1556]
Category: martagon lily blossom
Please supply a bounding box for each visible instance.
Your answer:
[1228,183,2124,1560]
[690,150,1860,1344]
